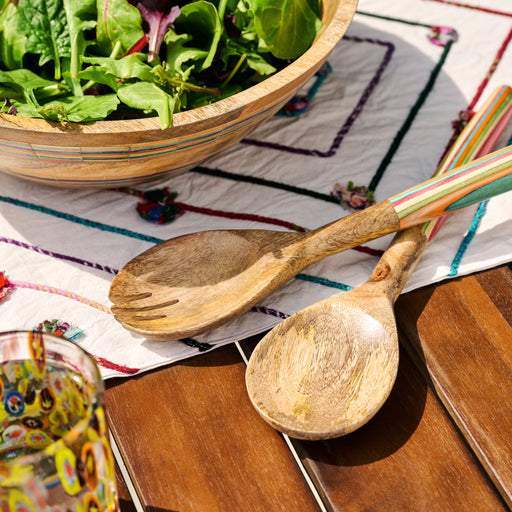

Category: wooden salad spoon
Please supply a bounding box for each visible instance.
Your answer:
[245,226,425,439]
[110,143,512,340]
[245,85,512,440]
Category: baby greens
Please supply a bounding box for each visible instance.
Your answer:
[0,0,322,128]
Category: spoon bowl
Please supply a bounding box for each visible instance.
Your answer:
[246,285,399,439]
[110,229,312,339]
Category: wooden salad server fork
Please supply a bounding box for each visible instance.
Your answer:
[110,140,512,340]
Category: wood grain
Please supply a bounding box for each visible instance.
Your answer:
[243,85,512,441]
[298,343,508,512]
[109,136,512,341]
[106,265,512,511]
[396,265,512,508]
[419,84,512,240]
[390,145,512,228]
[105,344,322,512]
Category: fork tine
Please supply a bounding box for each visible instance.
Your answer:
[111,298,179,314]
[109,291,152,305]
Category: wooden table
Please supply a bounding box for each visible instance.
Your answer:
[105,262,512,511]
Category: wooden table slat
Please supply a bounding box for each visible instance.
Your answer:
[106,345,322,512]
[115,461,138,512]
[396,265,512,509]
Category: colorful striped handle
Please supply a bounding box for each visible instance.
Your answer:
[390,144,512,228]
[421,85,512,240]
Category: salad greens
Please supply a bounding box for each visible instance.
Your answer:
[0,0,322,128]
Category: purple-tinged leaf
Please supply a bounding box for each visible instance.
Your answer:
[136,1,181,62]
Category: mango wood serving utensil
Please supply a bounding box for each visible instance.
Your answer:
[245,85,512,440]
[110,142,512,340]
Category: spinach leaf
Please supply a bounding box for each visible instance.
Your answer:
[220,38,275,78]
[305,0,321,18]
[0,68,61,105]
[17,0,70,80]
[117,81,176,128]
[39,93,120,121]
[0,69,58,90]
[174,1,223,71]
[164,30,208,78]
[6,102,42,117]
[0,2,26,70]
[0,85,24,101]
[186,81,241,110]
[78,66,120,91]
[81,54,154,89]
[62,0,97,95]
[96,0,145,57]
[11,93,119,121]
[250,0,321,60]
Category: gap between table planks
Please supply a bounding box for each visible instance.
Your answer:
[106,265,512,511]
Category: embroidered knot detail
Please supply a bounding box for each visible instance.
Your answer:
[280,95,310,116]
[136,188,183,224]
[428,26,458,47]
[34,319,84,341]
[452,109,476,133]
[278,61,332,117]
[0,271,14,303]
[331,181,375,211]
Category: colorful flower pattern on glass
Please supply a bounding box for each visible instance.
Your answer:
[0,333,118,511]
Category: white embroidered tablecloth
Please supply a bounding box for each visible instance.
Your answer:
[2,0,512,378]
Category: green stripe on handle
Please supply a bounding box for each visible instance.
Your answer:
[390,144,512,229]
[446,174,512,211]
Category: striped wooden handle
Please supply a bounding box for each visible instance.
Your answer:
[390,144,512,229]
[420,85,512,241]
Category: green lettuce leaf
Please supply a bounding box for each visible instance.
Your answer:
[250,0,321,60]
[38,93,120,121]
[0,68,61,105]
[174,1,223,71]
[62,0,97,95]
[117,81,176,128]
[17,0,70,79]
[164,30,207,78]
[81,53,154,90]
[0,2,26,70]
[96,0,145,56]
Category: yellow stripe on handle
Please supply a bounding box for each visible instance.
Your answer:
[390,145,512,228]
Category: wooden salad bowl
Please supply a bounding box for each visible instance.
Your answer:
[0,0,357,188]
